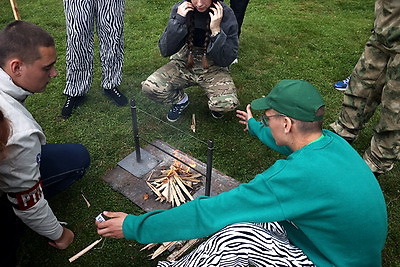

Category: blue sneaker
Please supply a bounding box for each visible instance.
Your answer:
[334,76,351,91]
[167,100,189,122]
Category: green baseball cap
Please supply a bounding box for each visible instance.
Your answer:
[251,80,325,122]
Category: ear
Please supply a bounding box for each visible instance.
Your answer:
[283,117,293,134]
[9,59,23,77]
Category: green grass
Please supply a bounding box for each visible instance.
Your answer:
[1,0,399,266]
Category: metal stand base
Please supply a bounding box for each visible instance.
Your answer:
[117,148,161,178]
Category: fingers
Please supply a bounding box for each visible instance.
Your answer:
[236,109,249,132]
[102,211,125,219]
[96,212,127,239]
[210,1,223,16]
[209,1,223,29]
[246,104,254,118]
[236,109,247,118]
[177,1,194,17]
[48,241,57,248]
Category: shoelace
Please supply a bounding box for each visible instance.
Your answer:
[171,103,186,113]
[64,97,72,107]
[111,88,121,97]
[343,76,351,84]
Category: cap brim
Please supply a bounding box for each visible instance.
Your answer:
[251,97,271,110]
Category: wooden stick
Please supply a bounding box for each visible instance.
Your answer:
[81,193,91,208]
[150,241,177,259]
[141,243,158,251]
[175,175,194,201]
[191,114,196,133]
[167,239,201,261]
[9,0,21,20]
[69,238,102,263]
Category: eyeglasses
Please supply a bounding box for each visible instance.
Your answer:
[260,113,286,126]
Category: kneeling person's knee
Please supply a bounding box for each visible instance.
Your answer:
[209,94,239,112]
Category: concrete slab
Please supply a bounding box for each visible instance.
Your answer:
[103,140,241,212]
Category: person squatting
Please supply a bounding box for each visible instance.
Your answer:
[141,0,239,122]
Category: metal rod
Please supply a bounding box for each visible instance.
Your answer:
[130,99,141,162]
[205,139,214,196]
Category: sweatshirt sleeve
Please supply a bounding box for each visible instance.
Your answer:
[121,166,288,244]
[248,118,293,156]
[1,131,63,241]
[207,4,239,67]
[158,2,188,57]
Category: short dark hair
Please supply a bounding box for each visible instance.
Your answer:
[0,21,55,67]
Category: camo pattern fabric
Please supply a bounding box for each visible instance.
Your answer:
[142,45,239,113]
[330,0,400,173]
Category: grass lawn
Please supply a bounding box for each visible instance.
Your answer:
[1,0,399,266]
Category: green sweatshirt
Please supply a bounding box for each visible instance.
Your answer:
[123,118,387,266]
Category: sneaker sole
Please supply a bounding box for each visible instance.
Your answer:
[211,112,224,119]
[334,86,348,91]
[166,116,179,122]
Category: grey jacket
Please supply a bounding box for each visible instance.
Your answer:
[0,68,63,241]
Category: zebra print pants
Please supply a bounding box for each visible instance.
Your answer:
[63,0,125,96]
[157,222,315,267]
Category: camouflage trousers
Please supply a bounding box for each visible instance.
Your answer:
[141,46,239,113]
[330,34,400,174]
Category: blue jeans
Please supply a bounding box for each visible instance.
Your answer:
[40,143,91,199]
[0,143,90,266]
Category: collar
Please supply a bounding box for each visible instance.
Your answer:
[0,68,32,103]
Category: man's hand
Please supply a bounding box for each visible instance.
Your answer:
[96,211,128,239]
[209,1,223,36]
[236,104,254,131]
[177,1,194,17]
[48,227,74,249]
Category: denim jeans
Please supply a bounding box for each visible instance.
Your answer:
[40,143,90,199]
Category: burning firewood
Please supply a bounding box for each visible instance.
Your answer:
[146,151,203,207]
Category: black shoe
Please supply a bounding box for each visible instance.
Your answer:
[167,100,189,122]
[211,110,224,119]
[103,88,128,106]
[61,95,85,118]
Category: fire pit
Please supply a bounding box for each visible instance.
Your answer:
[146,151,203,207]
[103,140,240,212]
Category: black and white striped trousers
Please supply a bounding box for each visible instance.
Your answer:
[63,0,125,96]
[158,222,315,267]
